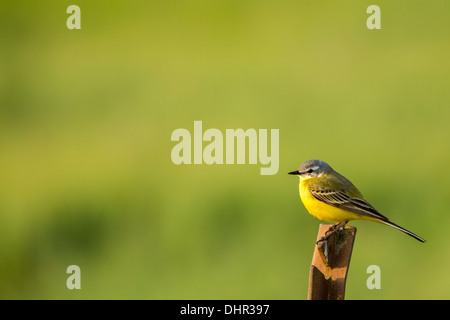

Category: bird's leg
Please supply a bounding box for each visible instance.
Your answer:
[316,222,349,265]
[316,221,348,245]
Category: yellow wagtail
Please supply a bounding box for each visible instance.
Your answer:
[289,159,425,243]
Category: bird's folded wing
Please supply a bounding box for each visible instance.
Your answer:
[308,187,388,221]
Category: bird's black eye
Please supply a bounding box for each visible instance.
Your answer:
[307,169,313,173]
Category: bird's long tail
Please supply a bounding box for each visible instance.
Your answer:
[378,220,426,243]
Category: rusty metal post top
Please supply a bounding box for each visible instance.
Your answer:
[308,224,357,300]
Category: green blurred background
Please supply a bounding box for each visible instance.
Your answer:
[0,1,449,299]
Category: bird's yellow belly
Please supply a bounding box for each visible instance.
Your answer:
[299,182,361,223]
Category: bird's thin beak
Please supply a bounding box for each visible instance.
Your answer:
[288,170,300,175]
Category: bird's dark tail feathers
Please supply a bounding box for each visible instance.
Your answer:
[379,220,426,243]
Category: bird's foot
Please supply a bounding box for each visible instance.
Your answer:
[316,222,347,245]
[316,222,347,264]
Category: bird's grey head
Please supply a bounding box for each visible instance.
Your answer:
[288,159,333,180]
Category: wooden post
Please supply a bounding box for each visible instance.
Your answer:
[307,224,357,300]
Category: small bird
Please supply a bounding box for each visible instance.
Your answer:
[289,160,425,243]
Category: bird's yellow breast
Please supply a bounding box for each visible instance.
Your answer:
[299,179,362,223]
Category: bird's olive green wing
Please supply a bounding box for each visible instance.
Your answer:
[308,173,389,222]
